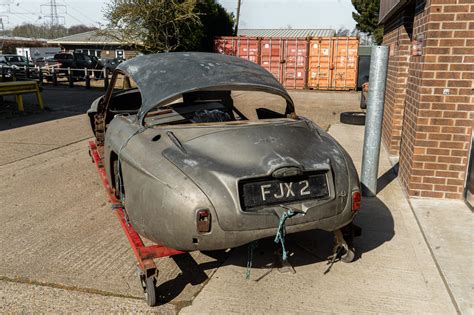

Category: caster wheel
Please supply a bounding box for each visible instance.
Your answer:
[142,276,157,307]
[340,245,355,263]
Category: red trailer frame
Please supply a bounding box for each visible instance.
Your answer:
[88,141,184,306]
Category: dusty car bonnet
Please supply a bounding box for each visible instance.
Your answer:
[116,52,295,122]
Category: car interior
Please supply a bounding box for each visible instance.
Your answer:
[105,74,291,128]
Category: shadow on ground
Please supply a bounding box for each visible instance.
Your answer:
[0,86,104,131]
[149,194,394,305]
[154,252,229,305]
[147,163,400,304]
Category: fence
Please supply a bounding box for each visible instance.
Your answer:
[0,65,111,90]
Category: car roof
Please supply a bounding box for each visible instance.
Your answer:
[116,52,294,121]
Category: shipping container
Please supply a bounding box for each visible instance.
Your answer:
[259,38,283,82]
[215,36,359,91]
[308,37,358,90]
[280,38,308,89]
[214,36,260,64]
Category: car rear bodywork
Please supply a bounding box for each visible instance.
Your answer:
[89,52,360,251]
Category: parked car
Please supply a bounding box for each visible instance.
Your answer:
[33,56,56,68]
[102,58,123,74]
[0,54,33,67]
[0,54,37,78]
[53,52,103,77]
[88,52,361,259]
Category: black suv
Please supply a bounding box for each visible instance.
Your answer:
[53,52,104,76]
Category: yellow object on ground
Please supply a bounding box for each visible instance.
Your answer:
[0,81,44,112]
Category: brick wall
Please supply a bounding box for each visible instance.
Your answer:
[383,0,474,199]
[382,8,413,155]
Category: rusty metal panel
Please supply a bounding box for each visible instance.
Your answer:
[259,38,308,89]
[260,38,284,83]
[308,37,359,90]
[236,37,260,64]
[281,38,308,89]
[215,36,358,90]
[214,36,237,56]
[237,28,335,38]
[332,37,359,90]
[214,36,260,64]
[308,38,333,90]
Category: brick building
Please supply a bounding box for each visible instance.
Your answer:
[379,0,473,203]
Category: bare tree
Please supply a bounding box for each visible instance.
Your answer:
[336,26,350,37]
[350,27,360,37]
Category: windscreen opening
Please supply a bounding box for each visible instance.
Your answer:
[144,90,292,127]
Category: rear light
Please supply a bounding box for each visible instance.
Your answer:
[196,209,211,233]
[352,191,361,212]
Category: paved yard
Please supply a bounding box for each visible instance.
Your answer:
[0,87,469,313]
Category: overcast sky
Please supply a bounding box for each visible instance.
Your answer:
[0,0,356,31]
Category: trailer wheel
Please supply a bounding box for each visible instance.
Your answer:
[143,276,157,306]
[140,275,157,307]
[340,112,366,125]
[341,246,355,263]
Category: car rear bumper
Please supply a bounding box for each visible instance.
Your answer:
[158,201,357,251]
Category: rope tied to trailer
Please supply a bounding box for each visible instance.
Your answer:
[274,208,298,262]
[245,207,303,279]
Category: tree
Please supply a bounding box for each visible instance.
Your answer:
[352,0,383,44]
[12,23,68,39]
[11,23,98,39]
[336,26,350,37]
[103,0,233,53]
[192,0,234,51]
[104,0,199,53]
[68,24,98,36]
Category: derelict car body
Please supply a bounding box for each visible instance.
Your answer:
[88,52,360,251]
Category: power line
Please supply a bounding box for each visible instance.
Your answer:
[66,12,82,25]
[13,2,42,23]
[67,4,97,26]
[8,11,38,24]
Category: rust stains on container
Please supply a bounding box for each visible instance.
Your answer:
[281,38,308,89]
[308,37,359,90]
[215,36,359,91]
[214,36,260,64]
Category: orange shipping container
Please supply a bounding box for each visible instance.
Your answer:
[259,38,284,83]
[308,37,359,90]
[259,38,307,89]
[215,36,358,91]
[214,36,260,64]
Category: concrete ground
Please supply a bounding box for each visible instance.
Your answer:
[0,87,470,313]
[410,199,473,313]
[180,124,459,314]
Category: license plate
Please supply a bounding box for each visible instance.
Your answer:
[240,173,329,210]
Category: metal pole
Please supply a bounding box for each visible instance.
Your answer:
[52,68,58,86]
[361,45,389,197]
[103,68,109,91]
[85,68,90,89]
[68,67,74,88]
[235,0,241,35]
